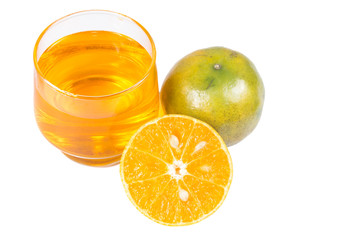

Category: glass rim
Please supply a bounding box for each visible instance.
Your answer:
[33,9,157,99]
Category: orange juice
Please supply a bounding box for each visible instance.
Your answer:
[34,30,159,166]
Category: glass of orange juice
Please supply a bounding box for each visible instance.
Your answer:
[33,10,159,167]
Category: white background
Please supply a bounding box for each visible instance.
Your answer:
[1,0,359,239]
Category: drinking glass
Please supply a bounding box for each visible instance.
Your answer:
[33,10,159,167]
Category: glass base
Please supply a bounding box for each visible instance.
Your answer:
[63,152,121,167]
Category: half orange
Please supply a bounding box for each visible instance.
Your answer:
[120,115,233,226]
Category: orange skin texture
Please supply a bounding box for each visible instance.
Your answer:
[161,47,265,146]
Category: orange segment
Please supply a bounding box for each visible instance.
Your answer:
[147,179,181,223]
[122,148,169,183]
[120,115,232,226]
[186,149,231,187]
[177,180,204,223]
[182,175,225,216]
[156,116,195,160]
[181,122,222,163]
[127,174,171,210]
[130,123,173,164]
[147,178,205,224]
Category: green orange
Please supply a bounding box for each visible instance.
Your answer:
[160,47,265,146]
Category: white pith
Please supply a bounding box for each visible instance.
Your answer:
[168,160,188,180]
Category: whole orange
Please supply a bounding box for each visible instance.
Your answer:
[160,47,265,146]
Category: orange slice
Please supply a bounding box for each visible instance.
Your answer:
[120,115,233,226]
